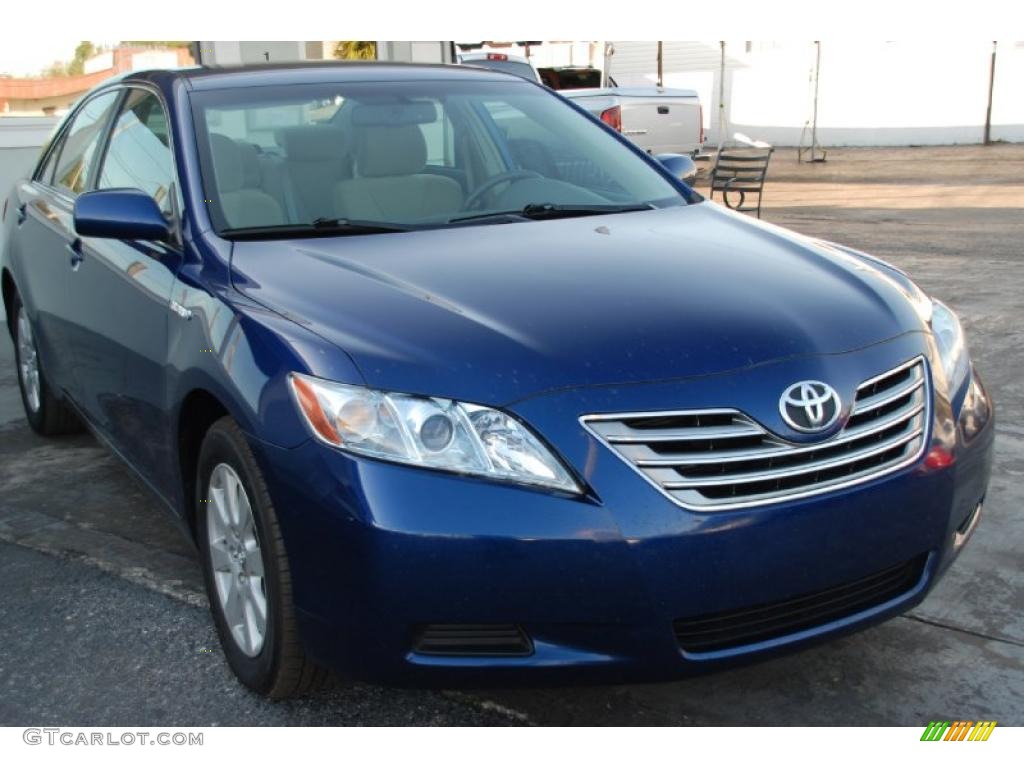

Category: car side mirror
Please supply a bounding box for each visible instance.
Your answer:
[654,153,698,185]
[74,188,172,242]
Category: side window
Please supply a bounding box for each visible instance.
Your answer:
[36,131,65,184]
[52,91,120,196]
[418,100,454,168]
[482,98,623,196]
[482,100,554,143]
[97,90,177,217]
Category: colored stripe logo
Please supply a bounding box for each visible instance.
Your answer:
[920,721,997,741]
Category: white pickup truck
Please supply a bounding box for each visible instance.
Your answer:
[560,86,704,157]
[538,67,705,157]
[457,58,705,159]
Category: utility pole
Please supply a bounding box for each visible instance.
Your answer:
[656,41,664,88]
[717,41,726,151]
[603,42,615,89]
[810,41,822,161]
[799,41,827,163]
[984,41,997,145]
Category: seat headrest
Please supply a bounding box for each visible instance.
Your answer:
[276,125,348,162]
[209,133,243,193]
[357,124,427,177]
[235,140,261,188]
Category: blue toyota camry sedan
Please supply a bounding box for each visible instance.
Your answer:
[1,63,993,697]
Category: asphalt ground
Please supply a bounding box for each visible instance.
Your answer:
[1,144,1022,725]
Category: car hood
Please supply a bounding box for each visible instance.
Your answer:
[231,203,927,405]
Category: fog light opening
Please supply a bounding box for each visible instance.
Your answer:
[954,501,983,549]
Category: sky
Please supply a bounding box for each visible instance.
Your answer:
[0,39,117,77]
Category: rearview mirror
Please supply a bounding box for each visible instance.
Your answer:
[74,188,172,242]
[654,153,698,185]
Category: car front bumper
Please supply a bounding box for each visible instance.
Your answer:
[253,335,994,686]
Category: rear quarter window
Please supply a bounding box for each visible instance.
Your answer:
[538,68,603,90]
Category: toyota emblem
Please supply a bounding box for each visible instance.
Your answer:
[779,380,842,433]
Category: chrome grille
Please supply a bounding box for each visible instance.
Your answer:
[581,357,930,511]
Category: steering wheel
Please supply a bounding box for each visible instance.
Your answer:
[463,170,542,210]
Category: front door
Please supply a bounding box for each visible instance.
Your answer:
[67,88,184,492]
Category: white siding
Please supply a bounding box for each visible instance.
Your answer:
[0,117,59,270]
[609,40,1024,147]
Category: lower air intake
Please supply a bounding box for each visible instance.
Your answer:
[412,624,533,656]
[674,554,928,654]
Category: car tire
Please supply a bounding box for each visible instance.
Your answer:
[11,293,81,435]
[196,415,328,698]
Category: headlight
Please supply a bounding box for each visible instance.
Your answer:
[288,373,581,493]
[930,300,970,395]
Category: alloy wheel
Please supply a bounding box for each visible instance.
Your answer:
[206,462,268,657]
[16,307,41,413]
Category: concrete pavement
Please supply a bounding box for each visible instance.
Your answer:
[0,542,518,725]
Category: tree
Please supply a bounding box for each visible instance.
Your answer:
[41,61,69,78]
[335,41,377,61]
[67,41,97,76]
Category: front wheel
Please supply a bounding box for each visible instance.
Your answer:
[11,293,80,435]
[197,416,328,698]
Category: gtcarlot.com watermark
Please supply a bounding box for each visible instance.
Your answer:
[23,728,203,746]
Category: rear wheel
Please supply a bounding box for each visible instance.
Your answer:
[196,416,328,698]
[12,293,80,435]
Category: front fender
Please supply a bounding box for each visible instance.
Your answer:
[167,270,365,450]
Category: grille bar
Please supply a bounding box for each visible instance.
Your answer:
[674,554,927,653]
[628,398,925,467]
[659,425,924,489]
[851,364,923,414]
[582,357,930,511]
[603,420,763,444]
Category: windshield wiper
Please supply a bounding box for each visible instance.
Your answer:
[310,217,413,233]
[221,218,413,240]
[447,202,655,225]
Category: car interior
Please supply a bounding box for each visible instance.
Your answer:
[202,93,638,231]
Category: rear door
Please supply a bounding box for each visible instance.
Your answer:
[66,87,184,489]
[11,91,120,398]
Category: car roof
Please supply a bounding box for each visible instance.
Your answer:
[112,61,523,93]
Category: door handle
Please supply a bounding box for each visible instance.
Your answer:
[67,238,83,270]
[657,105,670,115]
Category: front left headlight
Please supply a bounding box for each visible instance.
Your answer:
[929,300,970,396]
[288,373,581,493]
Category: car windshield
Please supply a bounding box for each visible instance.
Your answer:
[190,78,685,237]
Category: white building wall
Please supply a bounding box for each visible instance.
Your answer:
[0,117,59,270]
[990,41,1024,142]
[197,41,329,66]
[609,40,1024,147]
[376,41,453,64]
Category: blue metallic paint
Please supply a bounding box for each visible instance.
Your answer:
[0,64,994,686]
[73,188,173,242]
[229,204,930,406]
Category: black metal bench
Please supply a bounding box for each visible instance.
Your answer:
[708,147,774,218]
